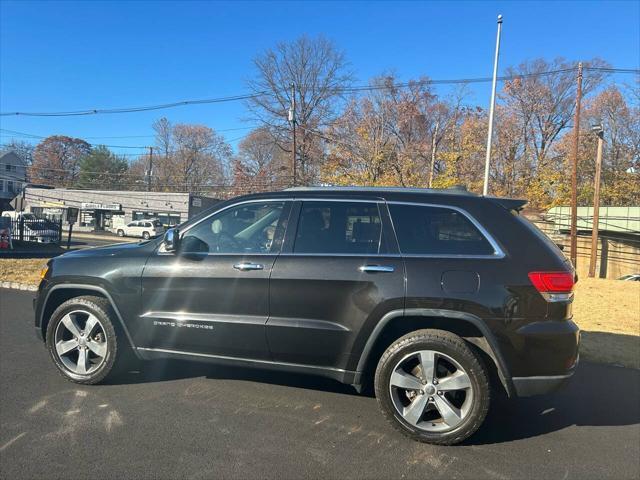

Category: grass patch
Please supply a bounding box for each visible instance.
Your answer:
[1,259,638,368]
[572,278,639,369]
[0,258,50,285]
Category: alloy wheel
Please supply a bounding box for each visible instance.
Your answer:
[389,350,474,433]
[54,310,108,375]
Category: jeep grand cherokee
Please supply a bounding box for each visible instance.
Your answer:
[34,187,579,445]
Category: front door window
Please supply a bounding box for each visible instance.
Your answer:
[181,202,286,254]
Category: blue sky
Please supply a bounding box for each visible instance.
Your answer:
[1,0,638,157]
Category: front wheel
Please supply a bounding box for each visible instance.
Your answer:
[374,329,490,445]
[142,231,150,240]
[46,296,129,384]
[117,229,124,237]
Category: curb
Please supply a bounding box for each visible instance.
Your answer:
[0,281,37,291]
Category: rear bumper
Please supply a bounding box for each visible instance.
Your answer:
[512,355,579,396]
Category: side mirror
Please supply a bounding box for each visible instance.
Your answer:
[163,228,179,252]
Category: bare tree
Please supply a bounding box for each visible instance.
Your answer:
[501,57,609,168]
[247,35,354,183]
[153,117,173,160]
[3,139,34,165]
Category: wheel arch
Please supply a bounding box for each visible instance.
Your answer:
[355,308,514,397]
[40,284,140,358]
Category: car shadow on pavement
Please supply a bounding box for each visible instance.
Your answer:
[469,361,640,445]
[109,359,639,444]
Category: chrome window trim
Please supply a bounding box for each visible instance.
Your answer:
[385,200,506,259]
[159,196,505,259]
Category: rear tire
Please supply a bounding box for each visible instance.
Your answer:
[46,296,130,385]
[117,229,124,237]
[374,329,490,445]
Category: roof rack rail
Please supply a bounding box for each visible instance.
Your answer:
[284,185,477,196]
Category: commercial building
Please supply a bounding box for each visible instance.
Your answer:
[22,187,219,232]
[0,151,27,212]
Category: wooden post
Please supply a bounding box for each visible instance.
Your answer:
[588,129,604,277]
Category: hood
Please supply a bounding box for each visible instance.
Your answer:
[61,240,153,258]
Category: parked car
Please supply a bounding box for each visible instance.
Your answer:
[115,219,164,239]
[618,273,640,281]
[34,187,579,445]
[1,212,59,243]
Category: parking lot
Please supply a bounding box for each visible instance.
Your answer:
[1,288,638,480]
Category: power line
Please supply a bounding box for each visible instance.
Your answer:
[1,127,254,148]
[0,92,266,117]
[585,67,640,74]
[1,125,259,140]
[0,129,148,149]
[5,66,636,118]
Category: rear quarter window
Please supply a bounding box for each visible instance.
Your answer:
[389,204,495,256]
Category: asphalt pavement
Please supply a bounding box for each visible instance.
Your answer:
[1,288,638,480]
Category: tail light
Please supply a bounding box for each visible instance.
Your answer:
[528,271,575,302]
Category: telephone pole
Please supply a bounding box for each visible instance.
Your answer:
[482,14,503,196]
[289,82,297,187]
[588,124,604,277]
[147,146,153,192]
[569,62,583,267]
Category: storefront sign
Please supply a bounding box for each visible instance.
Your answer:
[81,202,121,211]
[192,197,202,207]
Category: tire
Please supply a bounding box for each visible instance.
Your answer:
[142,231,150,240]
[117,229,124,237]
[45,295,130,385]
[374,329,490,445]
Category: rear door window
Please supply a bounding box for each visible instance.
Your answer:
[389,204,495,256]
[294,201,383,254]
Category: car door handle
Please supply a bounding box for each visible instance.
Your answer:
[233,262,264,271]
[359,265,395,273]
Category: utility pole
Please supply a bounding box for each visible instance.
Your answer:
[289,83,297,187]
[588,124,604,277]
[428,121,439,188]
[147,146,153,192]
[482,14,503,196]
[569,62,583,267]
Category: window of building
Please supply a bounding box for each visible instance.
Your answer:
[388,204,494,256]
[293,201,382,255]
[0,180,4,192]
[181,202,285,254]
[7,181,14,193]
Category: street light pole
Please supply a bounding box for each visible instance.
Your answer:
[569,62,584,268]
[482,14,503,197]
[588,124,604,278]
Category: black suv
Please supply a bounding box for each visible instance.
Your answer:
[34,187,579,445]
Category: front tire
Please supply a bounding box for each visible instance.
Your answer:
[117,229,124,237]
[374,329,490,445]
[45,296,128,385]
[142,231,150,240]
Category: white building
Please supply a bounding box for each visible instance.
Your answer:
[22,187,219,232]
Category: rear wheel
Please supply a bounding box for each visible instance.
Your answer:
[46,296,129,384]
[374,329,490,445]
[117,229,124,237]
